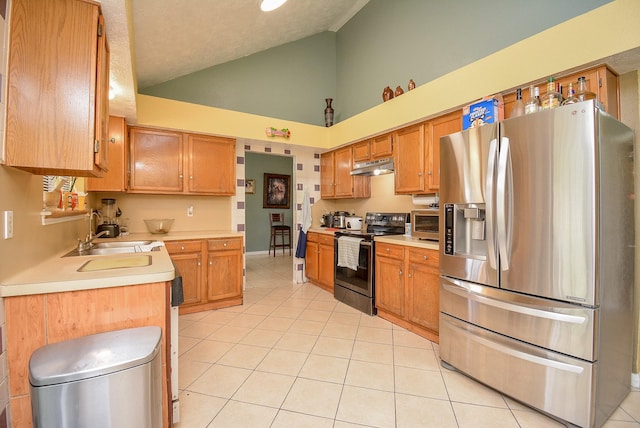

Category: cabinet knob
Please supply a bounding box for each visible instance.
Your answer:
[179,174,184,179]
[197,262,201,266]
[189,175,193,180]
[386,248,390,252]
[399,270,403,275]
[423,255,428,260]
[408,273,412,278]
[428,171,432,175]
[209,260,212,265]
[418,172,423,176]
[181,246,185,251]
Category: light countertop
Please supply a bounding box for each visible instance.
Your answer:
[374,235,440,250]
[0,230,243,298]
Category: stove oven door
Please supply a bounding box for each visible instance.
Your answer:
[334,237,373,297]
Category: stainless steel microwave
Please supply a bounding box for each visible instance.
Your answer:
[411,209,439,240]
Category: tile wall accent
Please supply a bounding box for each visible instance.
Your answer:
[233,138,322,285]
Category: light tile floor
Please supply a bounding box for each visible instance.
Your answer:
[175,254,640,428]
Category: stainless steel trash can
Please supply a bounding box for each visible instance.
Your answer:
[29,326,162,428]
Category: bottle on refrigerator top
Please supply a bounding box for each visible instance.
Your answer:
[541,77,562,110]
[561,82,580,105]
[525,86,540,114]
[575,76,597,102]
[510,88,525,118]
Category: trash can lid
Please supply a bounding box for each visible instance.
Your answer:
[29,326,162,387]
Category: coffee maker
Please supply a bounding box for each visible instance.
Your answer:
[96,198,121,238]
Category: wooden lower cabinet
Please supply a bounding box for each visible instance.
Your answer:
[306,232,335,292]
[168,237,243,314]
[375,242,439,342]
[4,282,171,428]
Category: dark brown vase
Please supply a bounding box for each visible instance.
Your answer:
[395,86,404,97]
[408,79,416,91]
[382,86,393,102]
[324,98,334,127]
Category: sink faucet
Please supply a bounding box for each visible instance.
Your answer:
[78,210,107,251]
[77,230,109,252]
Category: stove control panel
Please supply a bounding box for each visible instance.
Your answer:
[365,212,410,227]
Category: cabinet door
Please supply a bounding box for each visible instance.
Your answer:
[207,249,243,301]
[371,134,393,159]
[93,13,110,171]
[4,0,105,176]
[334,146,354,197]
[394,124,425,194]
[306,238,319,281]
[320,152,335,198]
[375,256,405,316]
[166,240,205,306]
[87,116,126,191]
[188,134,236,195]
[406,249,440,332]
[318,242,335,291]
[352,141,371,163]
[427,111,461,192]
[128,127,184,193]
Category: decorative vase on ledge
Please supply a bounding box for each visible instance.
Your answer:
[324,98,334,127]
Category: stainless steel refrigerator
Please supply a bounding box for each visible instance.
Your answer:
[439,100,635,428]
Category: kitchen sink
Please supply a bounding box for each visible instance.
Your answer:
[91,241,153,249]
[63,240,163,258]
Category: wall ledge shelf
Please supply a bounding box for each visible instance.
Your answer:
[41,210,88,225]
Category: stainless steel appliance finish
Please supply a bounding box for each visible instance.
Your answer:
[334,212,409,315]
[411,208,439,240]
[439,101,635,428]
[29,327,163,428]
[351,157,394,176]
[332,211,350,229]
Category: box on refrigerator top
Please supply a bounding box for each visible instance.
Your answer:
[462,97,504,130]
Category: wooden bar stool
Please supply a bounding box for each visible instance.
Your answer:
[269,212,291,256]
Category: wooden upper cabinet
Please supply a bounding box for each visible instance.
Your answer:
[320,151,336,198]
[128,127,184,193]
[87,116,127,192]
[321,147,370,200]
[371,134,393,159]
[352,141,371,163]
[426,110,462,193]
[187,134,235,195]
[394,123,425,194]
[127,126,236,195]
[334,146,355,197]
[503,65,619,119]
[3,0,110,176]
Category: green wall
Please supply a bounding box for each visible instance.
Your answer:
[245,152,294,252]
[140,0,610,126]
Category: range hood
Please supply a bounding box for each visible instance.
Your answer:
[351,157,395,176]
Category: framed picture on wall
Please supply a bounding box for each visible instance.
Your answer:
[263,173,290,209]
[245,179,255,194]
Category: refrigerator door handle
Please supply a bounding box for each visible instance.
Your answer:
[496,136,511,270]
[441,278,588,324]
[486,138,498,270]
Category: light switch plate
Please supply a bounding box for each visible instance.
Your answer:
[4,210,13,239]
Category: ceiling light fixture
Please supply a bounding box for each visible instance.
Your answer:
[260,0,287,12]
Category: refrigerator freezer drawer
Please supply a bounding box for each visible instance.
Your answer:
[440,276,597,361]
[440,313,595,428]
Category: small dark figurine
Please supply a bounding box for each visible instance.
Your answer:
[395,86,404,97]
[408,79,416,91]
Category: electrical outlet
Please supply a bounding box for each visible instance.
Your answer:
[4,211,13,239]
[187,205,194,217]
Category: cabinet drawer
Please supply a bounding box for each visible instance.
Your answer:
[318,234,334,246]
[165,240,202,253]
[408,248,439,268]
[375,244,404,260]
[208,238,242,251]
[307,232,319,243]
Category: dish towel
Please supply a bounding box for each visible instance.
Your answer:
[295,189,312,259]
[337,236,363,271]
